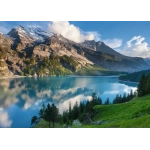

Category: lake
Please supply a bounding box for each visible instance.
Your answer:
[0,76,137,128]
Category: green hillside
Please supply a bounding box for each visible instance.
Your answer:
[81,94,150,128]
[33,94,150,128]
[32,74,150,128]
[119,69,150,82]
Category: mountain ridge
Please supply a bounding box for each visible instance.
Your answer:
[0,25,149,78]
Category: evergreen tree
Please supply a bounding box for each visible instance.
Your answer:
[138,74,147,96]
[129,89,133,100]
[85,100,93,113]
[51,103,59,128]
[39,108,44,118]
[126,93,130,102]
[45,103,52,127]
[104,98,110,105]
[79,101,85,114]
[97,97,102,105]
[119,94,122,103]
[31,115,38,126]
[68,101,72,125]
[145,74,150,94]
[122,93,127,103]
[72,101,79,119]
[113,94,120,104]
[62,110,69,124]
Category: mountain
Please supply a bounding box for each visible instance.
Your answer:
[82,39,147,62]
[82,40,149,72]
[8,25,51,42]
[0,25,149,78]
[144,58,150,65]
[82,40,97,50]
[7,25,53,51]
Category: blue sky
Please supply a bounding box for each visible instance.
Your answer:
[0,21,150,58]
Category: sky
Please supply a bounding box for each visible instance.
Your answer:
[0,21,150,58]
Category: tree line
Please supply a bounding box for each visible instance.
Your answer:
[137,74,150,97]
[31,90,137,127]
[119,69,150,82]
[112,89,136,104]
[31,92,102,127]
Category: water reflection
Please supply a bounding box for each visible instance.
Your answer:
[0,108,12,127]
[0,76,137,127]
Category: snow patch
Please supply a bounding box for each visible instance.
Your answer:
[14,25,51,42]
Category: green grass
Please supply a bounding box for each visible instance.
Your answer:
[34,95,150,128]
[81,94,150,128]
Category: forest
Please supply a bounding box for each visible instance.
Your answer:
[31,89,136,127]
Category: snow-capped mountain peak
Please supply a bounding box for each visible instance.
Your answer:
[10,25,52,42]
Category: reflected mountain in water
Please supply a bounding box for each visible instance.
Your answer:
[0,76,137,127]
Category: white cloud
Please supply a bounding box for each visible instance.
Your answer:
[122,36,150,57]
[0,109,12,127]
[103,38,122,49]
[47,21,101,43]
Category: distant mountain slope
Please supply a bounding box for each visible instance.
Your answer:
[82,39,147,61]
[144,58,150,65]
[119,69,150,82]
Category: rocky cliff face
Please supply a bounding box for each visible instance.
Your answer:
[0,25,149,77]
[33,44,52,58]
[43,34,94,66]
[0,33,13,47]
[0,60,13,77]
[0,52,13,77]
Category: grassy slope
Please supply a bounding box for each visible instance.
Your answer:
[75,64,123,76]
[81,94,150,128]
[34,95,150,128]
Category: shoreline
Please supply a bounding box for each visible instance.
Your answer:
[118,79,139,83]
[0,74,120,79]
[65,75,119,77]
[0,75,26,80]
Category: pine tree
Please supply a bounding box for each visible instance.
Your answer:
[97,97,102,105]
[126,93,130,102]
[130,89,133,100]
[31,115,38,126]
[68,101,72,125]
[104,98,110,105]
[51,103,59,128]
[39,108,44,118]
[122,93,127,103]
[72,101,79,119]
[45,103,52,127]
[138,74,147,96]
[145,74,150,94]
